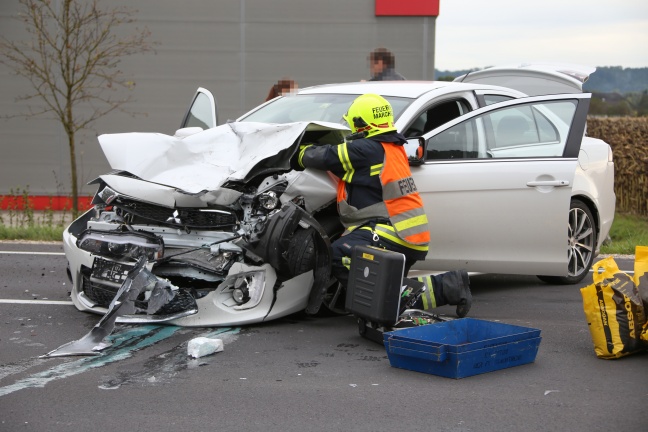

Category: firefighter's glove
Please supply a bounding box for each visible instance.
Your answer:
[291,144,313,170]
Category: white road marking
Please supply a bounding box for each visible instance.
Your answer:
[0,299,73,305]
[0,251,65,256]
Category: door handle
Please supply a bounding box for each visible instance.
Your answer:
[526,180,570,187]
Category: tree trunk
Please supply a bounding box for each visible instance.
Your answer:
[67,129,78,217]
[65,89,78,217]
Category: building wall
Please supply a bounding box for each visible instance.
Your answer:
[0,0,436,198]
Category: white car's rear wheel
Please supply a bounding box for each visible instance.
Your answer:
[538,199,597,285]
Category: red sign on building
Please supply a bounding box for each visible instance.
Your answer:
[375,0,440,17]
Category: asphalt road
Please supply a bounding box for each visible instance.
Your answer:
[1,242,646,432]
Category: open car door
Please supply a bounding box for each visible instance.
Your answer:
[411,93,591,277]
[179,87,218,130]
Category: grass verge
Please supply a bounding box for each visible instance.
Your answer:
[600,213,648,255]
[0,224,66,242]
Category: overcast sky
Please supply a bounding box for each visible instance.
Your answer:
[434,0,648,70]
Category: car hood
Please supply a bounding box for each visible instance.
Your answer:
[98,121,347,195]
[453,63,595,96]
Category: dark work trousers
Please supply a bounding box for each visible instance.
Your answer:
[331,228,422,289]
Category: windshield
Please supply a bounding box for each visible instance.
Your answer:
[239,94,413,125]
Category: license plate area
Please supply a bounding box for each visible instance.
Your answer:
[91,258,135,285]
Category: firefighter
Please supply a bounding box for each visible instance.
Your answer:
[294,93,472,317]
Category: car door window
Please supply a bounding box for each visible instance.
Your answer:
[403,99,470,137]
[181,90,217,129]
[426,99,578,160]
[483,94,515,105]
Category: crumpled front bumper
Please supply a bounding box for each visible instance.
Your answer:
[63,202,329,327]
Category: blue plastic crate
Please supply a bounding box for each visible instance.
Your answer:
[383,318,542,379]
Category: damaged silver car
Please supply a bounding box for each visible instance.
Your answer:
[64,121,347,326]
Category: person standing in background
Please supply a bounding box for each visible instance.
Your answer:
[368,48,406,81]
[265,78,298,101]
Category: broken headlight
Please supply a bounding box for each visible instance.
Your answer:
[77,230,164,260]
[224,271,266,310]
[232,277,250,304]
[258,191,279,210]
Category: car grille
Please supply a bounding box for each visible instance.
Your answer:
[82,275,198,315]
[114,199,238,229]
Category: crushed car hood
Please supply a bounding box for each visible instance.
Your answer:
[98,121,347,195]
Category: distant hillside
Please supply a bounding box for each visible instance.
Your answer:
[435,66,648,93]
[584,67,648,93]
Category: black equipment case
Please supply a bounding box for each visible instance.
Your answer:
[345,245,405,326]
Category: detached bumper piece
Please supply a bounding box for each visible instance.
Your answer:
[81,256,197,317]
[44,257,195,357]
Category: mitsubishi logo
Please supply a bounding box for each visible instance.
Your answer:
[166,210,182,224]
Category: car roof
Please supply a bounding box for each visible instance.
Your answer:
[297,81,491,98]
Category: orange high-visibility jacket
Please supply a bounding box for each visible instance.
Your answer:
[300,133,430,249]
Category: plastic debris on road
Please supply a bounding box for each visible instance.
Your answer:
[187,337,224,358]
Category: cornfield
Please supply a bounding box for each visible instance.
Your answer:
[587,117,648,217]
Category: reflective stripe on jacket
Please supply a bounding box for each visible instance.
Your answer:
[299,133,430,250]
[336,142,430,247]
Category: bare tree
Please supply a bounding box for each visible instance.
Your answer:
[0,0,154,215]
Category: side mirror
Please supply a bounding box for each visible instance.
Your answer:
[405,137,426,166]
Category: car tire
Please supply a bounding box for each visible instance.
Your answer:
[537,199,597,285]
[288,218,349,316]
[287,227,316,276]
[314,215,349,316]
[319,280,348,316]
[287,227,346,316]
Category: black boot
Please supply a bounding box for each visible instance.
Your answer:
[434,270,472,317]
[412,270,472,317]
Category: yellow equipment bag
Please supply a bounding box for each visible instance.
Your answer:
[581,254,647,359]
[634,246,648,342]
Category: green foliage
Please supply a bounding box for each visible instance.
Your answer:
[436,75,457,82]
[600,213,648,256]
[0,225,64,242]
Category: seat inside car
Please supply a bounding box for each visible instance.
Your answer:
[424,103,462,133]
[496,115,532,146]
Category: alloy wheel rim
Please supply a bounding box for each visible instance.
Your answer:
[567,207,594,277]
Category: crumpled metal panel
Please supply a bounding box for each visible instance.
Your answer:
[42,258,155,357]
[280,169,337,214]
[98,121,347,194]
